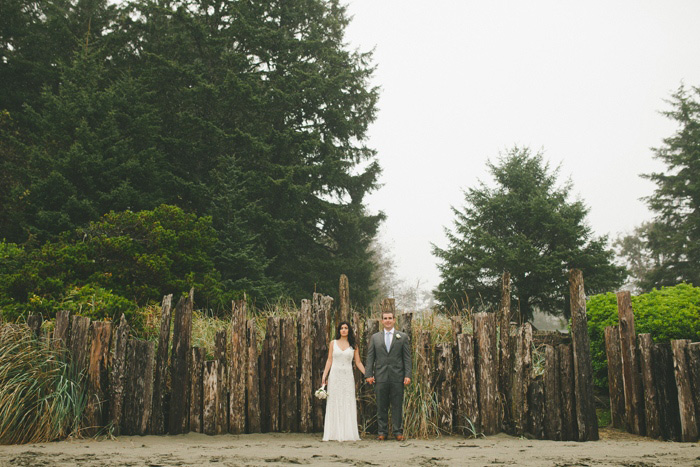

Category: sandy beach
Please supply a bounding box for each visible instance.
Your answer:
[1,428,699,466]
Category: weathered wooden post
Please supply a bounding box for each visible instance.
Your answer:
[638,333,661,438]
[203,360,225,435]
[671,339,699,441]
[498,272,512,432]
[339,274,350,323]
[280,316,298,432]
[570,269,598,441]
[266,316,281,432]
[616,290,644,435]
[558,343,576,441]
[214,329,228,432]
[168,289,193,434]
[652,342,681,440]
[123,339,155,435]
[150,294,172,434]
[229,300,247,434]
[363,316,380,433]
[299,299,313,433]
[84,321,112,435]
[473,312,498,435]
[189,347,205,433]
[352,311,365,427]
[604,325,625,428]
[456,333,480,436]
[435,343,453,432]
[27,314,42,338]
[688,343,700,432]
[511,323,532,436]
[70,315,91,376]
[312,294,332,432]
[399,312,413,342]
[246,319,261,433]
[543,344,561,440]
[53,310,71,350]
[109,315,129,435]
[528,375,545,439]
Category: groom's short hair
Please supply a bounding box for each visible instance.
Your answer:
[381,310,394,318]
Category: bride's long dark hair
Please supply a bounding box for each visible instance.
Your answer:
[335,321,356,349]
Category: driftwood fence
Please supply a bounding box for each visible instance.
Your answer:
[605,290,700,442]
[27,271,600,441]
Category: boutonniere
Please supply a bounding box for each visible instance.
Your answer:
[395,333,401,339]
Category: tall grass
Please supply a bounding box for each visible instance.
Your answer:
[0,325,87,444]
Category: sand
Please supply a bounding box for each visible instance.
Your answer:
[1,428,699,466]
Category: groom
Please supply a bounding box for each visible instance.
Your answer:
[365,310,412,441]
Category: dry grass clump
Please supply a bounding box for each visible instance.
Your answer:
[0,325,86,444]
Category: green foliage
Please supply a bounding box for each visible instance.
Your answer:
[433,147,626,320]
[587,283,700,389]
[0,325,87,444]
[619,85,700,291]
[1,0,383,307]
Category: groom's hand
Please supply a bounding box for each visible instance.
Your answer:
[403,377,411,385]
[366,377,375,384]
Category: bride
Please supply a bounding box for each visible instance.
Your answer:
[321,321,366,441]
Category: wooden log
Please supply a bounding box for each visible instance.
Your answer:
[69,315,91,377]
[638,333,661,438]
[569,269,598,441]
[299,300,313,433]
[150,294,172,435]
[511,323,532,436]
[456,333,480,436]
[27,314,42,338]
[229,300,247,434]
[108,315,129,435]
[398,312,413,342]
[266,316,281,432]
[246,319,261,433]
[473,312,498,435]
[604,325,625,429]
[53,310,71,350]
[312,294,332,432]
[616,290,644,435]
[498,272,512,432]
[688,343,700,433]
[84,321,112,435]
[671,339,699,442]
[259,319,270,432]
[280,316,298,432]
[380,298,395,315]
[203,360,222,435]
[543,344,561,440]
[168,289,193,434]
[435,343,454,432]
[558,343,576,441]
[214,329,228,433]
[123,339,155,435]
[528,375,545,439]
[189,347,205,433]
[652,342,681,441]
[339,274,350,323]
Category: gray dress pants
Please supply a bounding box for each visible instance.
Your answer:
[376,381,404,435]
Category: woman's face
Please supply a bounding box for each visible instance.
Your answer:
[340,324,349,337]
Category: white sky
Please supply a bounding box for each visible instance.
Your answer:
[343,0,700,294]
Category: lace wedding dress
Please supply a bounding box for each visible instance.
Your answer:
[322,340,360,441]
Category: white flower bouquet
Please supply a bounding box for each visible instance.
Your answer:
[314,385,328,400]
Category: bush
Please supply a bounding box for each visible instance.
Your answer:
[587,283,700,389]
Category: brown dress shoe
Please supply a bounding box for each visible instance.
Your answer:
[395,435,405,441]
[377,435,386,441]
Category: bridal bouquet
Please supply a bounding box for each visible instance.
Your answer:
[314,385,328,400]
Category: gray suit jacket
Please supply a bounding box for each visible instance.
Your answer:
[365,330,412,383]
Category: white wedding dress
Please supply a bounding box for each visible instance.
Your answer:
[322,340,360,441]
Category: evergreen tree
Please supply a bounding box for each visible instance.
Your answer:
[433,147,625,321]
[637,85,700,289]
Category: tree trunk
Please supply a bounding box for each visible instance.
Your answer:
[543,344,561,440]
[123,339,155,435]
[229,300,247,434]
[53,310,71,351]
[456,333,479,436]
[498,271,512,433]
[280,317,298,432]
[246,319,261,433]
[616,290,644,435]
[638,333,661,438]
[169,290,193,434]
[109,315,129,436]
[339,274,350,323]
[558,343,576,441]
[652,342,681,441]
[84,321,112,436]
[299,299,313,433]
[604,325,625,428]
[435,343,453,432]
[189,347,205,433]
[671,339,699,441]
[150,294,172,435]
[312,294,332,432]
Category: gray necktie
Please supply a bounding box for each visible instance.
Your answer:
[385,331,391,352]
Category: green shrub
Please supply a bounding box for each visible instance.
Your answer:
[587,283,700,389]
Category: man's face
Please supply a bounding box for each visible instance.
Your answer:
[381,313,395,330]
